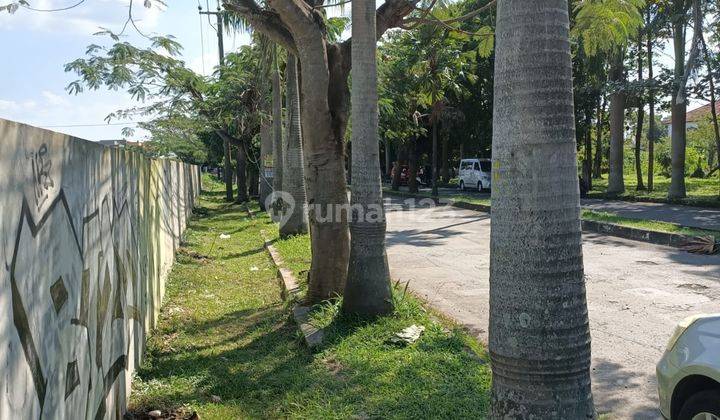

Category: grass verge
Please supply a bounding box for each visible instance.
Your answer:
[588,175,720,208]
[128,175,491,419]
[581,210,717,238]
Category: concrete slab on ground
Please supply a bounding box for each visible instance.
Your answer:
[384,196,720,419]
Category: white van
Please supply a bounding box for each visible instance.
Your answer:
[458,158,491,192]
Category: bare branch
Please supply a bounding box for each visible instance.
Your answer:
[376,0,419,40]
[223,0,298,54]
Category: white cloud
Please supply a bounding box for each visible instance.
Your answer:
[0,99,19,111]
[41,90,69,106]
[188,51,219,76]
[0,0,164,36]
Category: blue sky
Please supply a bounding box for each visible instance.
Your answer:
[0,0,250,141]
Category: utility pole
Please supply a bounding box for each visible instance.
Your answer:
[199,4,233,201]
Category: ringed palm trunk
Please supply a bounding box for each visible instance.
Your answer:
[235,143,248,203]
[635,41,645,191]
[272,47,284,197]
[343,0,393,316]
[490,0,595,417]
[280,54,309,236]
[669,18,687,199]
[583,108,593,190]
[608,49,626,195]
[224,138,233,201]
[593,96,605,179]
[647,26,655,191]
[259,122,273,210]
[431,100,439,197]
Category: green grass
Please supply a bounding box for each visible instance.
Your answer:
[589,175,720,207]
[271,233,311,285]
[129,174,491,419]
[581,210,717,238]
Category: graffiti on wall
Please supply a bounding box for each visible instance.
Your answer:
[4,140,197,420]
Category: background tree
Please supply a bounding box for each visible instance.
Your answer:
[225,0,431,303]
[66,36,265,200]
[571,0,644,194]
[280,54,310,236]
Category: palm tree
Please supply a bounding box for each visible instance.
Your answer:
[271,45,284,197]
[607,48,626,195]
[280,54,309,236]
[224,139,234,201]
[668,0,690,199]
[259,117,273,209]
[235,144,248,202]
[342,0,393,316]
[489,0,595,417]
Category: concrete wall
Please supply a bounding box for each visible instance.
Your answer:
[0,119,201,419]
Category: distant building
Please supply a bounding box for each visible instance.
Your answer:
[97,139,126,147]
[662,102,720,134]
[97,139,143,149]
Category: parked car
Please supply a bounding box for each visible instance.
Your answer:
[458,158,491,192]
[657,314,720,419]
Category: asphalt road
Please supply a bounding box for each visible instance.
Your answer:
[406,186,720,231]
[384,196,720,419]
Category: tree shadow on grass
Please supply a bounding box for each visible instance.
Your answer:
[133,300,491,418]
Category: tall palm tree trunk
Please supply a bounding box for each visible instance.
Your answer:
[224,138,233,201]
[441,131,449,182]
[608,49,626,195]
[647,26,655,191]
[343,0,393,316]
[490,0,595,417]
[593,96,605,179]
[431,99,439,197]
[280,54,309,236]
[635,41,646,191]
[236,143,248,203]
[700,37,720,183]
[259,122,273,210]
[583,108,593,190]
[669,18,687,198]
[272,47,284,196]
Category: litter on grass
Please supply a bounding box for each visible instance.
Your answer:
[388,324,425,345]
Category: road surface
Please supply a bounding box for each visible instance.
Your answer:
[384,196,720,419]
[402,186,720,231]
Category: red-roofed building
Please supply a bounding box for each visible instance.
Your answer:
[661,102,720,134]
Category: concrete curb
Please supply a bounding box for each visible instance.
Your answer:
[580,220,692,248]
[383,189,700,249]
[244,204,324,350]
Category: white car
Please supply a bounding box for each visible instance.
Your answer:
[458,158,491,192]
[657,314,720,420]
